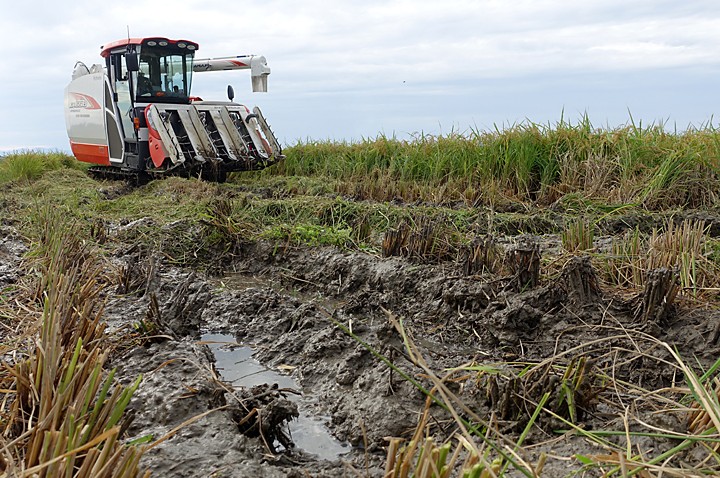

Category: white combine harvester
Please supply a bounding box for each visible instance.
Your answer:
[64,37,283,182]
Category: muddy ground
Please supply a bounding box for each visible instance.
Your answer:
[90,216,719,476]
[5,185,720,477]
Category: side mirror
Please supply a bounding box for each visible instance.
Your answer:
[125,52,139,72]
[227,85,235,102]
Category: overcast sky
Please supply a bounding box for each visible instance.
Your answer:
[2,0,720,152]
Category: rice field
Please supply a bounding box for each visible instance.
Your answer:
[3,119,720,476]
[264,118,720,209]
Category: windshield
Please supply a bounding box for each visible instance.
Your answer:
[136,46,194,100]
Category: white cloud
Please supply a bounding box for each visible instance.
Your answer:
[1,0,720,149]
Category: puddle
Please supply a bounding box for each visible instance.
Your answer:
[201,333,350,461]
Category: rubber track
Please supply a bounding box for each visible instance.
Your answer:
[87,166,152,184]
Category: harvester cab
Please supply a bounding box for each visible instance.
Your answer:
[64,37,283,182]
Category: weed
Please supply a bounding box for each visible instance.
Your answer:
[263,223,353,248]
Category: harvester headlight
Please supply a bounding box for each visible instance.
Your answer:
[187,45,196,50]
[158,41,168,46]
[147,41,157,46]
[178,42,186,48]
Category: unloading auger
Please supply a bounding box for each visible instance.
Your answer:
[64,37,283,182]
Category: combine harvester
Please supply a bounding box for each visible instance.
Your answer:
[64,37,283,182]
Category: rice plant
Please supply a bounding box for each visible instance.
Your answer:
[561,218,595,253]
[605,219,717,296]
[259,117,720,209]
[330,310,540,478]
[647,219,711,293]
[572,333,720,477]
[0,208,147,477]
[384,410,505,478]
[606,227,645,288]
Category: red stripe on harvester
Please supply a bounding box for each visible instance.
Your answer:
[70,142,111,165]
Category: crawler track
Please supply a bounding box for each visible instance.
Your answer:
[88,166,150,184]
[87,164,233,184]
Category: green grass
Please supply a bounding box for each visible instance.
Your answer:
[0,150,85,183]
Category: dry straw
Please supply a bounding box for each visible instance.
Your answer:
[607,219,717,296]
[0,209,147,477]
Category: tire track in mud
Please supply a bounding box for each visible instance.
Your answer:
[102,238,720,477]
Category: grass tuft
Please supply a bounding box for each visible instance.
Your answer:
[562,218,595,253]
[0,150,83,183]
[605,219,717,296]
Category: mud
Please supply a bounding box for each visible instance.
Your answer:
[6,191,720,476]
[204,333,351,460]
[0,225,26,289]
[86,223,720,477]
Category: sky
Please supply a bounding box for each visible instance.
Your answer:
[2,0,720,152]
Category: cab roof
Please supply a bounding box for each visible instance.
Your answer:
[100,37,199,58]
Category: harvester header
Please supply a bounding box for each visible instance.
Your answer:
[64,36,282,182]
